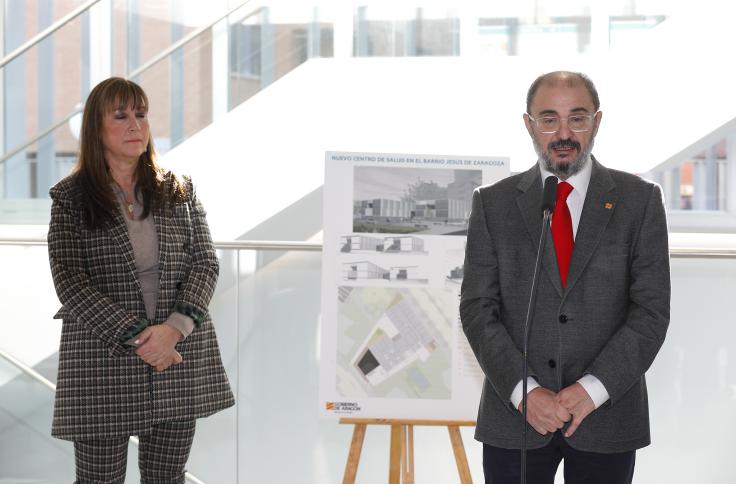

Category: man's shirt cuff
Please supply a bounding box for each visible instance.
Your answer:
[510,378,540,410]
[578,374,610,408]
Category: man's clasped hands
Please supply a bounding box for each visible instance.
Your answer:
[519,383,596,437]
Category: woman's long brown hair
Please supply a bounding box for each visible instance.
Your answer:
[72,77,186,228]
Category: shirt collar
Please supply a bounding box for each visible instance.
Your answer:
[538,155,593,199]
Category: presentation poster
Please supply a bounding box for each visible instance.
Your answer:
[319,151,509,420]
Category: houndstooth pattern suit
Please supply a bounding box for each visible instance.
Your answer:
[48,173,234,441]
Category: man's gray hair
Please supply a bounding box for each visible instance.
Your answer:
[526,71,600,114]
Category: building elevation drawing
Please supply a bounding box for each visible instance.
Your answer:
[340,235,426,254]
[342,262,428,283]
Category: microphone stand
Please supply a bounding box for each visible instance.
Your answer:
[520,205,554,484]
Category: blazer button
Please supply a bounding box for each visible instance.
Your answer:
[548,359,556,368]
[558,314,568,324]
[176,282,182,290]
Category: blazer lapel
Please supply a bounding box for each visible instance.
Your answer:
[516,165,563,298]
[152,198,171,322]
[564,158,617,294]
[153,202,167,272]
[107,207,142,293]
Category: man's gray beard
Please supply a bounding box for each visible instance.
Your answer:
[535,137,594,178]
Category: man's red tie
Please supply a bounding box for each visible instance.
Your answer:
[552,181,574,287]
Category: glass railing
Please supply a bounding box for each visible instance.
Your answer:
[1,240,735,483]
[639,256,736,484]
[1,0,675,181]
[0,0,246,220]
[0,0,337,225]
[0,352,76,481]
[0,347,210,483]
[0,1,90,222]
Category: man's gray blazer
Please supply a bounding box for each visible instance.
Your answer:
[460,158,670,453]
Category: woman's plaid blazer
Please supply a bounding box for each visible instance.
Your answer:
[47,173,234,441]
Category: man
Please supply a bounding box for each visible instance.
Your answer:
[460,71,670,483]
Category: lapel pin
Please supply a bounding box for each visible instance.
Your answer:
[604,202,613,210]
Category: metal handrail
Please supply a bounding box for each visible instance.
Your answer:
[0,237,323,251]
[212,240,323,251]
[0,237,49,246]
[0,347,56,392]
[0,0,102,69]
[1,236,735,257]
[0,109,80,166]
[669,247,736,258]
[0,350,206,483]
[127,1,257,80]
[0,0,255,166]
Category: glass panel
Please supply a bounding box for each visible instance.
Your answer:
[672,142,725,212]
[354,7,459,57]
[0,354,145,482]
[186,247,239,482]
[639,257,736,483]
[0,245,62,366]
[2,5,84,203]
[228,6,265,107]
[609,15,667,50]
[2,0,88,44]
[231,247,486,483]
[130,29,214,154]
[228,4,335,110]
[111,0,229,75]
[0,120,77,224]
[477,12,601,56]
[0,356,75,482]
[0,243,237,483]
[236,248,328,482]
[679,160,694,210]
[699,155,719,211]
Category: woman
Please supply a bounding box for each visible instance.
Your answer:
[47,77,234,483]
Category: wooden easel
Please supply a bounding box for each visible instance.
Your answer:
[340,418,475,484]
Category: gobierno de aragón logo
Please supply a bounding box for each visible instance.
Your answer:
[325,401,362,414]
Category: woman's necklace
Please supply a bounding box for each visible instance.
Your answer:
[123,190,135,220]
[114,181,136,220]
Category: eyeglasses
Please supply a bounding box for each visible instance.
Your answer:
[527,112,598,134]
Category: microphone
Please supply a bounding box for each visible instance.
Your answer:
[542,175,558,214]
[520,175,557,484]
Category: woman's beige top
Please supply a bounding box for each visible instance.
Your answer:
[113,183,194,337]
